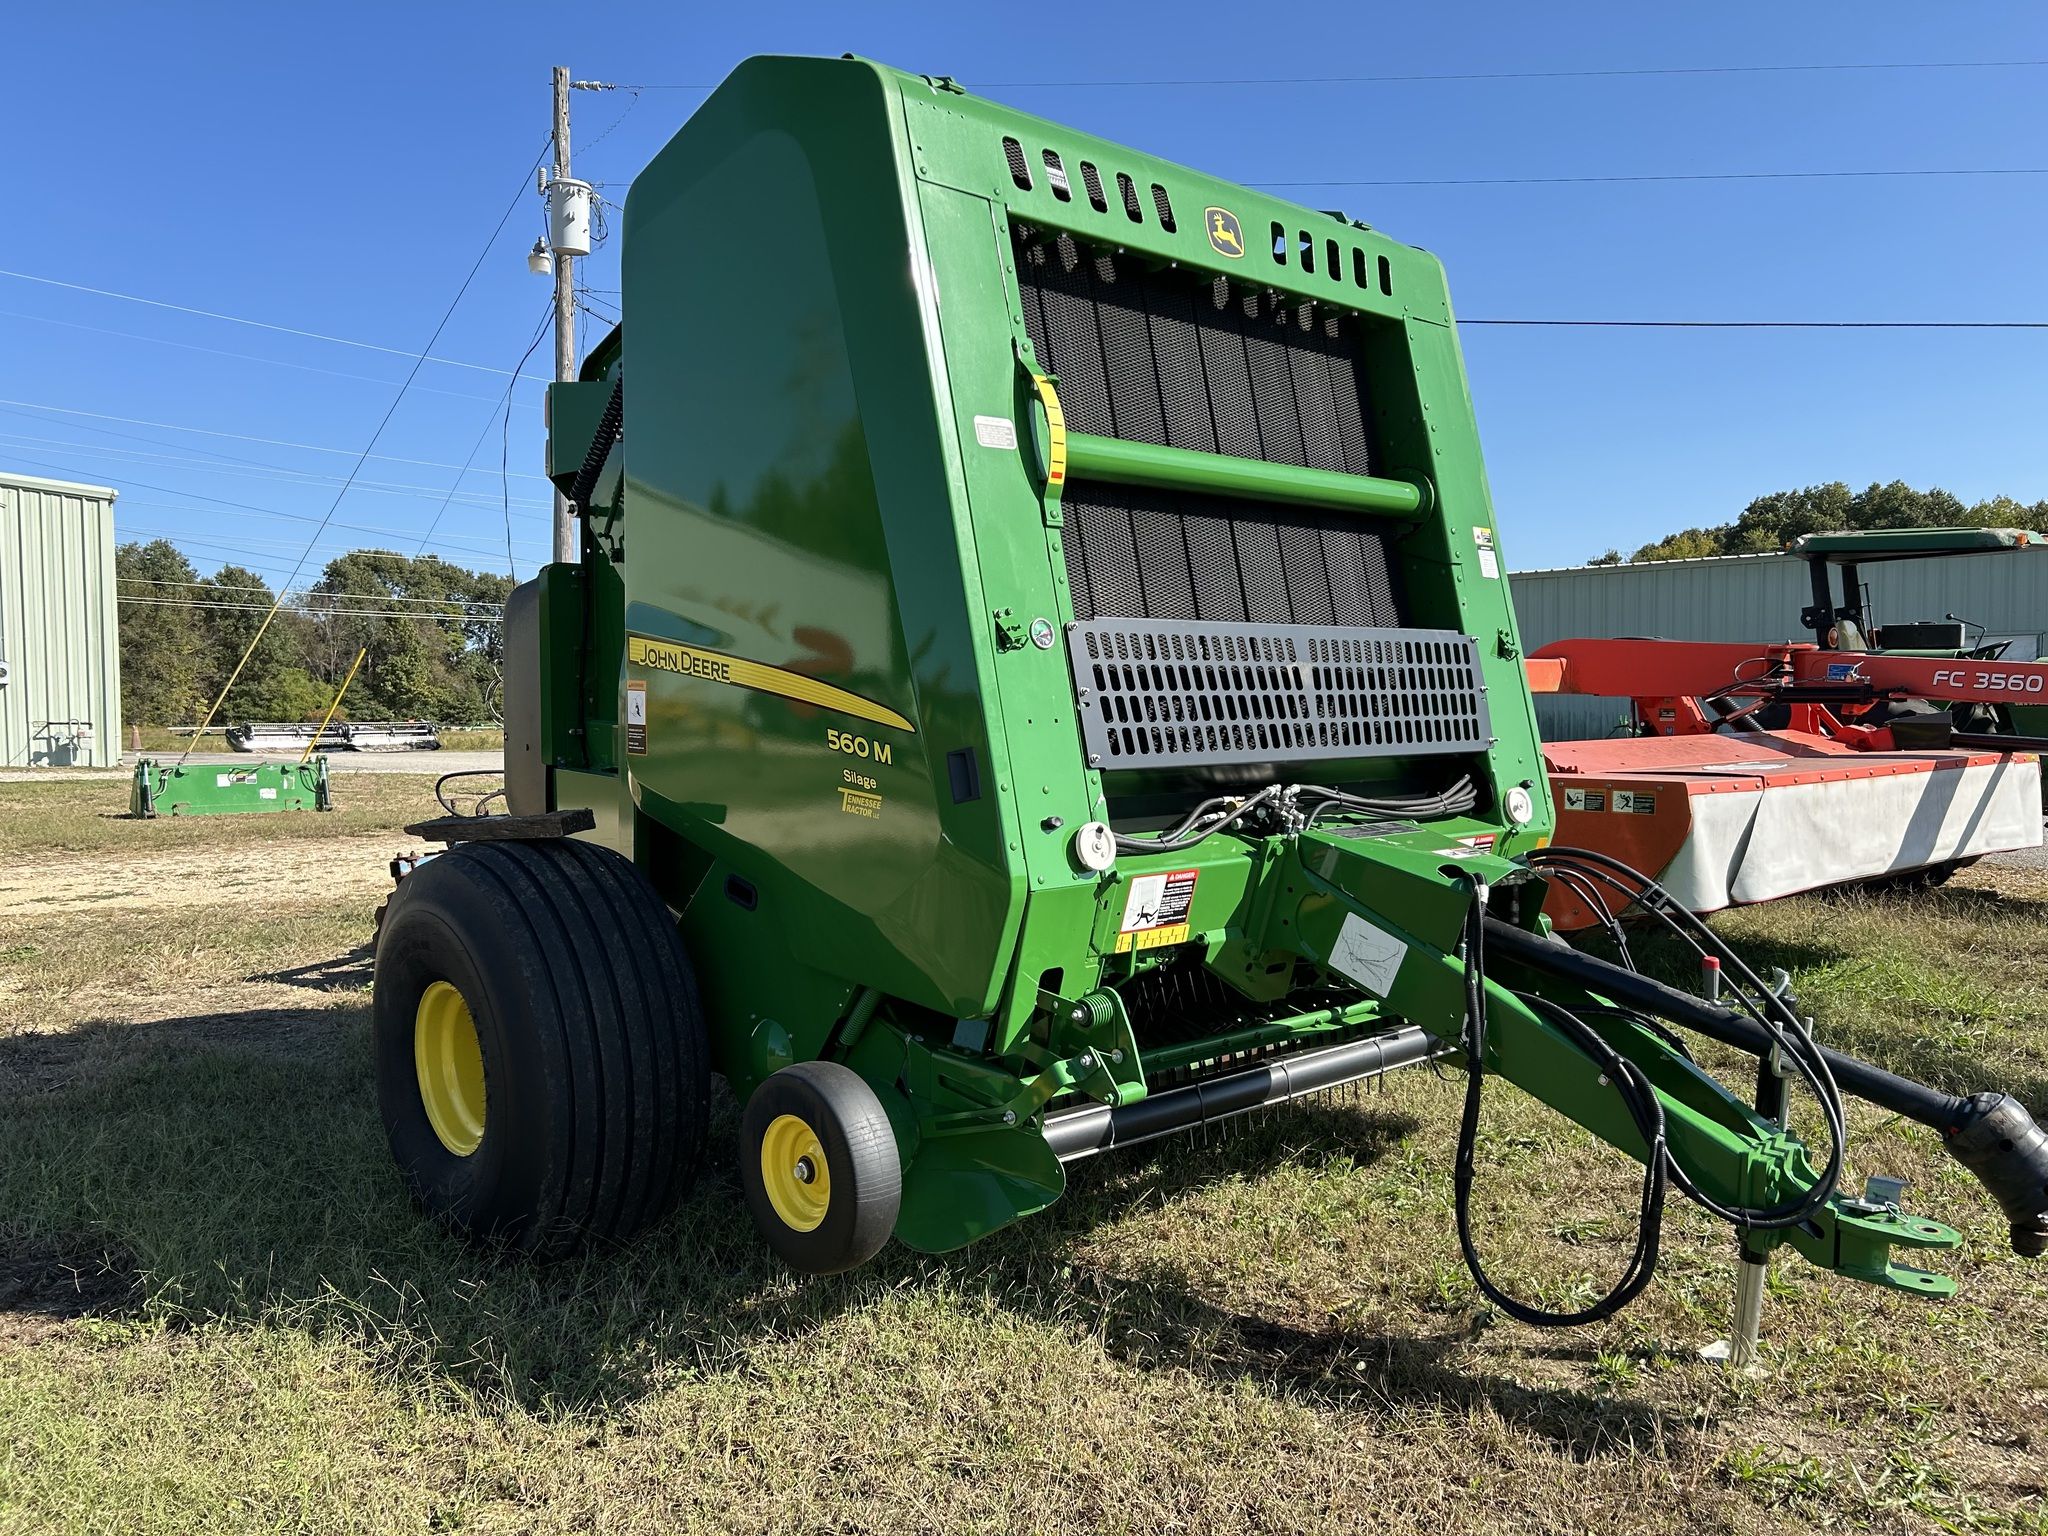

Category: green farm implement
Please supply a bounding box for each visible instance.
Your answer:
[371,57,2047,1341]
[130,755,331,817]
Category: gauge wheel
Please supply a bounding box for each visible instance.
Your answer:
[740,1061,902,1275]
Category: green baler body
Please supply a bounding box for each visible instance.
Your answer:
[535,56,1555,1253]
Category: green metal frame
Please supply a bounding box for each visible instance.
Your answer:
[129,755,331,817]
[523,55,1961,1293]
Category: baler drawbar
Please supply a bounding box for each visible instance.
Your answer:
[370,56,2046,1335]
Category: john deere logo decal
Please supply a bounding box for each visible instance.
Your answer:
[1205,207,1244,259]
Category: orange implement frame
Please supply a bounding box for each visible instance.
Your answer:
[1527,639,2048,930]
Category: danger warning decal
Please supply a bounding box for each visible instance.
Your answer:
[1562,786,1607,813]
[1116,868,1198,953]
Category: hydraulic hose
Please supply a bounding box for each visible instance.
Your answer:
[568,374,623,512]
[1500,851,2048,1257]
[1452,886,1668,1325]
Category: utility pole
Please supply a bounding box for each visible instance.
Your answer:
[550,64,577,564]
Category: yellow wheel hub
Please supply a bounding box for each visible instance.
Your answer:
[415,980,486,1157]
[760,1113,831,1232]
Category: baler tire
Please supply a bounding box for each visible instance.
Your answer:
[740,1062,902,1275]
[372,838,709,1259]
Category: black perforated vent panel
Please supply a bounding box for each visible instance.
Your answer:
[1015,227,1377,474]
[1062,481,1406,629]
[1068,618,1490,770]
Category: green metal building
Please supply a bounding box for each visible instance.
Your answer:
[0,471,122,767]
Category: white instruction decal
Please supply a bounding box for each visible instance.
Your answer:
[973,415,1018,451]
[1329,912,1409,997]
[625,680,648,756]
[1472,526,1500,579]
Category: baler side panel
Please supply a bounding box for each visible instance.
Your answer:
[617,59,1023,1025]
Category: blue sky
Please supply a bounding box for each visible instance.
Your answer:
[8,2,2045,585]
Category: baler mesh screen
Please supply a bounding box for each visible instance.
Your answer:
[1062,481,1406,628]
[1015,228,1376,474]
[1066,617,1490,770]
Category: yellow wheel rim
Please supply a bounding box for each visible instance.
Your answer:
[760,1113,831,1232]
[414,980,486,1157]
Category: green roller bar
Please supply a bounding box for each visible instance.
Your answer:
[1062,431,1430,517]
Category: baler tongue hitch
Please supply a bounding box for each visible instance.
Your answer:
[1273,833,2043,1333]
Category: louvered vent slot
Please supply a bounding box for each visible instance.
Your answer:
[1150,183,1176,231]
[1002,137,1032,190]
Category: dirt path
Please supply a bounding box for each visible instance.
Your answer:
[0,832,400,917]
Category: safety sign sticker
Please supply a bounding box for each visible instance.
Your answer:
[973,415,1018,451]
[625,680,648,755]
[1612,789,1656,815]
[1562,786,1607,813]
[1329,912,1409,997]
[1472,526,1500,580]
[1116,868,1198,952]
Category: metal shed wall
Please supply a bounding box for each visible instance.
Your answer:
[1,472,122,767]
[1507,546,2048,741]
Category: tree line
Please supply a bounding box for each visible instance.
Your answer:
[116,542,513,727]
[1591,481,2048,565]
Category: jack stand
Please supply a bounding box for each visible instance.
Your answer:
[1704,991,1793,1373]
[1700,1247,1768,1372]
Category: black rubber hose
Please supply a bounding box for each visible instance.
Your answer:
[1452,889,1667,1326]
[1482,918,1965,1128]
[1485,916,2048,1256]
[568,374,623,512]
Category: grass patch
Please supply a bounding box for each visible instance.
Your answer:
[0,778,2044,1533]
[0,773,445,859]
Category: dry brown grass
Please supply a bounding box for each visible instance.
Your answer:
[0,779,2045,1534]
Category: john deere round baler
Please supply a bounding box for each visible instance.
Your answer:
[372,56,2047,1326]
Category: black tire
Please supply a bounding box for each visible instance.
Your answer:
[739,1062,901,1275]
[373,838,708,1258]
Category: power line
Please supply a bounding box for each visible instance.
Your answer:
[1257,165,2048,190]
[0,430,550,512]
[0,308,541,410]
[0,268,554,381]
[1,452,550,551]
[117,594,506,624]
[0,398,553,482]
[619,58,2048,91]
[419,301,554,571]
[118,516,541,569]
[119,574,505,611]
[1459,318,2048,329]
[177,137,553,757]
[492,307,556,579]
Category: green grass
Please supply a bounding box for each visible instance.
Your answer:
[2,785,2046,1533]
[0,773,445,858]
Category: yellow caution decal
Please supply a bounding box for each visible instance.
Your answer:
[627,635,914,733]
[1032,374,1067,488]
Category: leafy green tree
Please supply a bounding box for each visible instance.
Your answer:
[114,540,209,726]
[1630,482,2047,563]
[193,564,317,721]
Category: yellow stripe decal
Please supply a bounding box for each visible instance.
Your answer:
[1033,373,1067,488]
[628,636,915,732]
